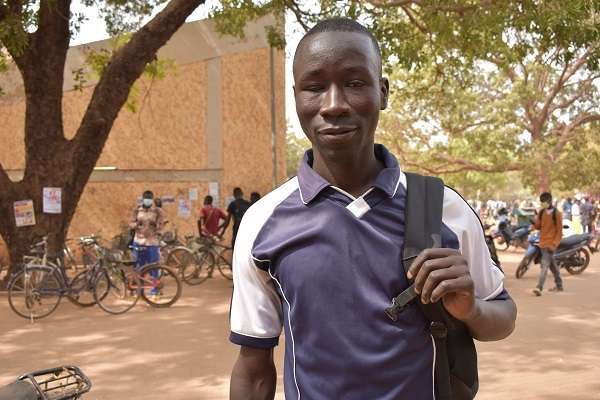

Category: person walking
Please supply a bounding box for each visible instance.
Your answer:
[229,18,516,400]
[222,187,250,247]
[581,197,595,234]
[532,192,564,296]
[562,197,572,221]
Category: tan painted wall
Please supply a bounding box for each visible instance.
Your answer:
[0,47,286,259]
[222,47,287,200]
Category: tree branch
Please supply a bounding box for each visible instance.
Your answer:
[0,162,10,188]
[285,0,311,32]
[71,0,205,186]
[399,4,429,34]
[538,44,599,125]
[552,113,600,158]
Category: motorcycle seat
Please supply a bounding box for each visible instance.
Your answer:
[557,234,591,250]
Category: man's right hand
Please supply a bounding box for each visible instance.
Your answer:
[230,346,276,400]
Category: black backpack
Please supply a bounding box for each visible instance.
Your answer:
[403,172,479,400]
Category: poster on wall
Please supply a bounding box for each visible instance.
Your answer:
[178,199,192,218]
[189,188,198,201]
[43,187,62,214]
[209,182,219,206]
[14,200,36,227]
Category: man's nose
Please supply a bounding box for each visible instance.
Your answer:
[319,84,350,117]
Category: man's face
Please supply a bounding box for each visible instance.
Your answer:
[293,31,388,161]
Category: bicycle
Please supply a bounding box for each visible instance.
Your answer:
[7,237,110,320]
[93,244,182,315]
[166,235,232,285]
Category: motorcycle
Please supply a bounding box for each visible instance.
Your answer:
[0,366,91,400]
[493,220,530,251]
[515,231,593,278]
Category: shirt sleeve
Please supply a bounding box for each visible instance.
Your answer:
[229,208,283,349]
[442,187,506,301]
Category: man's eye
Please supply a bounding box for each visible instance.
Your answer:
[304,84,323,92]
[347,80,366,88]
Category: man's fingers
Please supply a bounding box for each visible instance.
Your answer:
[419,264,468,304]
[430,276,474,303]
[406,248,459,280]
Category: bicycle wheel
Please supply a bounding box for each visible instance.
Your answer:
[182,250,214,285]
[216,248,233,280]
[94,266,140,315]
[140,264,182,307]
[67,268,109,307]
[8,267,62,320]
[165,248,193,277]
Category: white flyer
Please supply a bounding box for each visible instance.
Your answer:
[43,187,62,214]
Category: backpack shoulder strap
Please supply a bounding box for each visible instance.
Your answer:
[404,172,455,400]
[404,172,444,257]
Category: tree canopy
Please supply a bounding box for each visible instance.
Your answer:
[214,0,600,193]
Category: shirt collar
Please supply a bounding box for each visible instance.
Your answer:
[297,144,402,205]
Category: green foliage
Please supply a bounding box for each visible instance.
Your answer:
[210,0,286,49]
[72,33,176,112]
[79,0,169,35]
[286,131,310,177]
[550,124,600,192]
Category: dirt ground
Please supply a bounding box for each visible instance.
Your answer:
[1,250,599,399]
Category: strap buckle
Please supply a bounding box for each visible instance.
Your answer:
[385,284,418,321]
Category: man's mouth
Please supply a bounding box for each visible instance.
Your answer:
[317,127,357,136]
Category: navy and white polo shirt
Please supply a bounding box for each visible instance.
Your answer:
[230,145,506,400]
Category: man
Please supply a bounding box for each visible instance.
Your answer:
[581,197,595,234]
[511,200,530,227]
[129,190,165,296]
[532,192,563,296]
[562,197,573,221]
[250,191,262,205]
[198,195,227,237]
[229,19,516,400]
[223,187,250,247]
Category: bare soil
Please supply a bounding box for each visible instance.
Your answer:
[1,250,599,399]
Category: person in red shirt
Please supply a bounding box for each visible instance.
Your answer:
[198,195,227,238]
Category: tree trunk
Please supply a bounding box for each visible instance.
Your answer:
[536,166,551,194]
[0,0,206,286]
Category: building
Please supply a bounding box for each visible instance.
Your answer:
[0,15,286,254]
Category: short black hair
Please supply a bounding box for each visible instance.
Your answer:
[143,190,154,199]
[204,195,213,205]
[295,17,382,69]
[540,192,552,203]
[233,187,243,198]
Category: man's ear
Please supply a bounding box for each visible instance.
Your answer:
[380,77,390,110]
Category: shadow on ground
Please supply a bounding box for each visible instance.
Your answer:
[1,251,599,399]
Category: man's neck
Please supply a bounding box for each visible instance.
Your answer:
[312,147,384,198]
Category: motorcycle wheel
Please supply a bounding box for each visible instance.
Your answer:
[565,248,591,275]
[516,256,532,279]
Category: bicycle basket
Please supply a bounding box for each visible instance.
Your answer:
[17,366,91,400]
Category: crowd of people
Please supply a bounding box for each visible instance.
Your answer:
[471,196,600,235]
[127,187,260,277]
